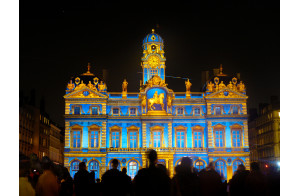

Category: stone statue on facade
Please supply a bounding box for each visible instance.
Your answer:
[185,79,192,92]
[122,79,128,92]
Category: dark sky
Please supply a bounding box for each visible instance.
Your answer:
[20,1,280,127]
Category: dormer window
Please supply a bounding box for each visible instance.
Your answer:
[130,108,136,115]
[177,107,184,115]
[92,107,98,115]
[194,107,201,115]
[232,106,239,115]
[74,107,80,115]
[215,106,221,115]
[113,108,120,115]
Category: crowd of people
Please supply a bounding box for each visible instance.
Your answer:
[19,150,280,196]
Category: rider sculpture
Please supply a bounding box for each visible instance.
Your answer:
[148,91,164,110]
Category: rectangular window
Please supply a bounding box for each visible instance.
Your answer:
[129,131,137,148]
[130,108,136,115]
[215,130,224,147]
[92,107,98,115]
[153,131,161,147]
[113,108,119,115]
[73,131,81,148]
[90,131,99,148]
[193,131,203,147]
[232,106,239,114]
[111,131,120,148]
[177,108,184,115]
[215,106,221,115]
[194,108,200,115]
[74,107,80,115]
[149,69,158,77]
[176,131,185,147]
[232,130,241,147]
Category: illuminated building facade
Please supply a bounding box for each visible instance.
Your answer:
[64,30,250,180]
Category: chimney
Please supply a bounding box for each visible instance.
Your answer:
[102,69,108,83]
[213,68,219,76]
[201,71,210,88]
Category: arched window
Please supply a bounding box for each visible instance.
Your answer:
[71,160,80,178]
[233,160,243,174]
[194,160,205,172]
[128,161,138,179]
[89,160,99,179]
[215,160,226,178]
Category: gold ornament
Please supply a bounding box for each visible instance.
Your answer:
[148,55,160,68]
[148,91,164,110]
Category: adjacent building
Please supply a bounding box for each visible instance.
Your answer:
[249,97,280,170]
[63,29,250,180]
[19,93,64,164]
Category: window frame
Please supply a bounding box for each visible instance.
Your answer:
[128,160,138,179]
[230,124,243,148]
[192,125,204,148]
[129,107,137,116]
[150,125,164,148]
[230,105,240,115]
[127,126,139,148]
[90,105,101,115]
[215,160,226,178]
[72,105,83,115]
[213,124,226,148]
[176,107,184,116]
[232,159,244,174]
[193,107,201,116]
[194,159,206,171]
[88,159,100,179]
[70,160,80,178]
[112,107,120,116]
[174,126,187,148]
[213,105,223,115]
[88,124,101,149]
[110,126,122,148]
[70,124,83,149]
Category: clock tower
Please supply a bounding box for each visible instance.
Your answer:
[141,29,166,84]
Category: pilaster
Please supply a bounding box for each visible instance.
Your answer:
[65,121,70,148]
[243,121,249,148]
[101,121,107,148]
[142,122,147,147]
[207,121,214,148]
[168,122,172,147]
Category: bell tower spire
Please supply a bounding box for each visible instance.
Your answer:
[141,29,166,85]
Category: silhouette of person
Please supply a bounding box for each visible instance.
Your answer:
[229,164,250,196]
[35,156,60,196]
[198,162,223,196]
[171,157,199,196]
[245,162,267,196]
[59,167,73,196]
[121,168,133,196]
[133,149,171,196]
[74,162,93,196]
[20,159,35,196]
[101,159,128,196]
[265,165,280,196]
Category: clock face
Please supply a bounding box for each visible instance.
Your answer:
[148,55,160,68]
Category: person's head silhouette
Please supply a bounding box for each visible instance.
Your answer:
[148,149,157,166]
[122,167,127,174]
[79,162,86,171]
[111,159,119,169]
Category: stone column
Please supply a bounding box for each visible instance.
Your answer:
[65,121,70,148]
[101,121,107,148]
[142,122,147,147]
[207,121,214,148]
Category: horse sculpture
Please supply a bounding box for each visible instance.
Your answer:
[148,92,164,110]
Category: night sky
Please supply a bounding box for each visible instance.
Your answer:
[20,1,279,127]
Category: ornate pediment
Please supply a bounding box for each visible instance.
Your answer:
[64,87,108,99]
[205,88,248,99]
